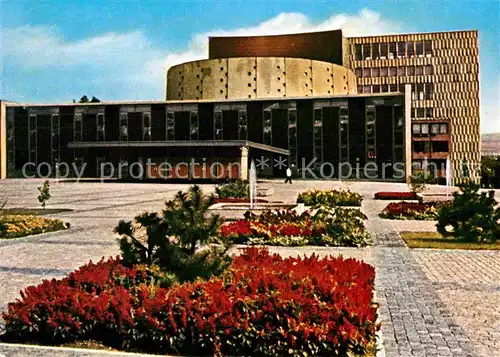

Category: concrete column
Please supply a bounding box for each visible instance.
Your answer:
[404,84,412,184]
[240,146,249,180]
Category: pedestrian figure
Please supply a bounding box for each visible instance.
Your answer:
[285,166,292,184]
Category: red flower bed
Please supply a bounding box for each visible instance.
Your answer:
[212,198,268,204]
[384,201,429,214]
[374,192,418,200]
[379,201,449,220]
[1,248,378,356]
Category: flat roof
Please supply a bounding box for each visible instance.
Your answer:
[347,29,477,39]
[68,140,290,155]
[4,92,403,108]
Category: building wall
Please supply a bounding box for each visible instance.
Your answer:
[167,57,357,101]
[4,95,407,181]
[208,30,344,65]
[348,30,480,183]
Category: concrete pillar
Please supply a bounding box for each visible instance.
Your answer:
[404,84,412,184]
[240,146,249,180]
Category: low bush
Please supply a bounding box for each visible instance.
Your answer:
[437,182,499,243]
[215,180,249,199]
[221,207,370,247]
[297,188,362,207]
[374,192,419,200]
[0,215,68,239]
[379,201,446,220]
[1,248,378,357]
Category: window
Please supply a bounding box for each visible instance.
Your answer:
[406,42,415,57]
[355,44,362,60]
[380,43,388,58]
[166,112,175,140]
[397,67,405,76]
[417,83,424,100]
[389,84,398,92]
[397,42,405,57]
[389,42,396,59]
[214,111,223,140]
[372,67,380,77]
[372,85,380,93]
[417,108,425,118]
[381,84,389,92]
[362,44,371,60]
[412,124,421,134]
[355,68,363,77]
[416,41,424,57]
[431,123,440,134]
[424,83,434,99]
[407,66,415,76]
[440,123,448,134]
[97,113,105,141]
[190,112,199,140]
[357,85,363,93]
[363,68,371,77]
[416,66,424,75]
[380,67,388,77]
[372,43,380,59]
[424,40,432,57]
[421,123,429,134]
[426,108,434,118]
[389,67,397,76]
[425,65,434,75]
[363,85,371,93]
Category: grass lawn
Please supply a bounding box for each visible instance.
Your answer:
[401,231,500,250]
[1,208,72,215]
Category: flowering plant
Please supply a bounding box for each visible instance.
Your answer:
[1,248,378,357]
[297,189,362,207]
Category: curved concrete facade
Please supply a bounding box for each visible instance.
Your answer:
[166,57,357,101]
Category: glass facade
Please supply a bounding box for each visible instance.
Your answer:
[5,95,406,179]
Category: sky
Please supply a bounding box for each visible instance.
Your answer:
[1,0,499,133]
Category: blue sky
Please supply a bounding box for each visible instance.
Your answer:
[1,0,499,133]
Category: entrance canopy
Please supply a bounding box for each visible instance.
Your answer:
[68,140,289,156]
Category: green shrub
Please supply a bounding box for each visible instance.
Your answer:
[115,185,232,283]
[215,179,249,199]
[436,182,500,243]
[296,188,362,207]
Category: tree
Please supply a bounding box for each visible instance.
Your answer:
[37,180,51,208]
[79,95,89,103]
[436,181,499,243]
[115,185,232,283]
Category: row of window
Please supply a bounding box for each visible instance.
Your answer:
[357,83,433,100]
[412,123,448,135]
[412,107,434,119]
[354,41,433,61]
[354,65,434,78]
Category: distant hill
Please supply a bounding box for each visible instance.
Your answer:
[482,133,500,156]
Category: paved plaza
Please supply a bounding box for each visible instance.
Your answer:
[0,179,498,357]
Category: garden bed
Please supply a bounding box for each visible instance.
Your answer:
[220,207,370,247]
[374,192,419,200]
[379,201,449,220]
[401,231,500,250]
[297,189,362,207]
[0,215,69,239]
[0,247,379,357]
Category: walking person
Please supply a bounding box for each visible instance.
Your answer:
[285,166,292,184]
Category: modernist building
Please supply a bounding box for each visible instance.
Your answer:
[0,29,480,182]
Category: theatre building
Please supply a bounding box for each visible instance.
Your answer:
[0,29,479,182]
